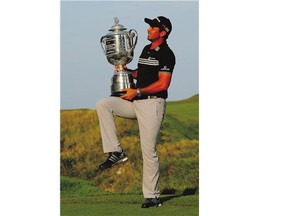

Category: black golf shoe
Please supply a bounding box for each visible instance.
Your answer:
[99,151,128,170]
[141,197,162,208]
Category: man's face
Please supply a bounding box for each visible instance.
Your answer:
[147,26,162,42]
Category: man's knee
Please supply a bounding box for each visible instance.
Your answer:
[96,98,109,111]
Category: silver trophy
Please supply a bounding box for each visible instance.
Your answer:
[100,17,138,96]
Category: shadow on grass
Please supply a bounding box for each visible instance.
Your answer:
[160,188,198,204]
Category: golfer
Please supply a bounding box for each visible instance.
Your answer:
[96,16,176,208]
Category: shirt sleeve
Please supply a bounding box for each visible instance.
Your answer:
[158,49,176,73]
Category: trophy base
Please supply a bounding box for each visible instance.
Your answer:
[110,91,127,97]
[110,71,135,97]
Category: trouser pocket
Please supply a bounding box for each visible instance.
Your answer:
[155,98,166,120]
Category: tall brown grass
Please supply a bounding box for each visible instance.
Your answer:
[61,109,198,194]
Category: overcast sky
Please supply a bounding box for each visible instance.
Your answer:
[61,0,199,109]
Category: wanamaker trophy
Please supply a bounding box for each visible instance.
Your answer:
[100,17,138,96]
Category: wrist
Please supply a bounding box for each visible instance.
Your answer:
[136,88,142,97]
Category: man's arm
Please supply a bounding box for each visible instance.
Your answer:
[139,72,171,94]
[120,72,172,100]
[114,65,138,79]
[127,68,138,79]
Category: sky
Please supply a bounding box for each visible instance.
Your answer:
[61,0,199,109]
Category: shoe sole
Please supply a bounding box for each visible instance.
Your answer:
[141,203,162,208]
[112,156,128,167]
[141,199,162,208]
[98,157,128,171]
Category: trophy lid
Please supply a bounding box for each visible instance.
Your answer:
[109,17,127,31]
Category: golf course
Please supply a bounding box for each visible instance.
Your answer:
[60,94,199,215]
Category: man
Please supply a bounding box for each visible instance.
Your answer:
[96,16,176,208]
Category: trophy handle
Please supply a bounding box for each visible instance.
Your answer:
[128,29,138,51]
[100,36,106,54]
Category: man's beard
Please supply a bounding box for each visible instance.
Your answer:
[148,36,160,42]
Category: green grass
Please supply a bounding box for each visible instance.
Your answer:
[60,95,199,215]
[61,195,199,216]
[160,94,199,141]
[166,94,199,122]
[61,176,199,216]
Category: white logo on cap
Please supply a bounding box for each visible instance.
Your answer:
[156,17,170,32]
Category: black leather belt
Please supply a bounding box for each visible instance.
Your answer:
[136,95,161,100]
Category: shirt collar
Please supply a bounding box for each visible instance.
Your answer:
[153,40,167,52]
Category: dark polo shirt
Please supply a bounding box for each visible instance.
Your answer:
[136,41,176,99]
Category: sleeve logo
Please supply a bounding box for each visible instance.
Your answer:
[160,65,170,71]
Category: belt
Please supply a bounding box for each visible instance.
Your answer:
[136,95,162,100]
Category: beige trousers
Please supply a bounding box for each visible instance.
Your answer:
[96,96,166,198]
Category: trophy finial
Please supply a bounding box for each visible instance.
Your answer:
[109,17,126,31]
[114,17,119,25]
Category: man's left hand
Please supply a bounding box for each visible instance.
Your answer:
[120,88,137,101]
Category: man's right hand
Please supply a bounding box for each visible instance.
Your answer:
[114,64,127,72]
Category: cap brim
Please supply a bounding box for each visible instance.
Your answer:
[144,18,160,27]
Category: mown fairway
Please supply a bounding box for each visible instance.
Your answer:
[61,177,199,216]
[61,94,199,215]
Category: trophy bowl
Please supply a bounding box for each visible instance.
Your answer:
[100,17,138,96]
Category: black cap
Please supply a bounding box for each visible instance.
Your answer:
[144,16,172,37]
